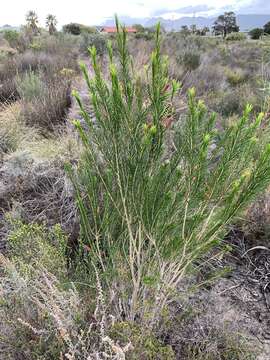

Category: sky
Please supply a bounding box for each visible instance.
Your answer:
[0,0,269,27]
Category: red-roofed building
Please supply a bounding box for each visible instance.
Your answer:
[100,26,137,33]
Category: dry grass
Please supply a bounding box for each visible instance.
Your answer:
[0,102,39,156]
[0,253,133,360]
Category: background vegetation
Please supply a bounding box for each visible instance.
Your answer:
[1,10,270,360]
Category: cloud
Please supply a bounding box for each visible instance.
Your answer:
[152,4,214,17]
[238,0,270,13]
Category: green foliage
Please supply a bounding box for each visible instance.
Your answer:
[226,32,247,41]
[46,14,57,35]
[79,32,107,55]
[80,25,97,34]
[213,85,259,116]
[133,24,155,40]
[110,322,175,359]
[62,23,96,36]
[7,220,67,277]
[181,50,201,70]
[226,68,247,86]
[184,332,257,360]
[3,29,20,49]
[213,12,239,37]
[69,18,270,328]
[25,10,39,36]
[16,71,44,101]
[264,21,270,35]
[63,23,81,35]
[249,28,264,40]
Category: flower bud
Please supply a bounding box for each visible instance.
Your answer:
[150,125,157,135]
[188,87,196,97]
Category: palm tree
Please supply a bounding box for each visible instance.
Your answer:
[26,10,39,35]
[46,14,57,35]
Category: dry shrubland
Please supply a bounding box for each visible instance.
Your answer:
[1,20,270,360]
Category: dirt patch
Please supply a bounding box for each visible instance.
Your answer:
[166,230,270,359]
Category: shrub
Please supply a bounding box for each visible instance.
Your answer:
[0,252,136,359]
[226,32,247,41]
[63,23,81,35]
[214,85,259,116]
[109,322,175,359]
[15,50,78,75]
[264,21,270,35]
[0,77,18,103]
[3,29,20,49]
[79,32,107,55]
[16,71,44,101]
[181,50,201,70]
[226,68,247,87]
[249,28,264,40]
[20,78,71,133]
[0,103,37,155]
[0,58,18,103]
[135,31,154,41]
[80,25,97,34]
[7,221,67,277]
[182,331,256,360]
[68,20,270,328]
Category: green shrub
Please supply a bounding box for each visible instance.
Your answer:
[62,23,81,35]
[181,50,201,70]
[8,220,67,277]
[226,68,247,87]
[79,32,107,55]
[16,71,44,101]
[135,31,155,41]
[249,28,264,40]
[80,25,97,34]
[3,29,20,49]
[226,32,247,41]
[109,322,175,359]
[68,19,270,328]
[264,21,270,35]
[214,85,259,116]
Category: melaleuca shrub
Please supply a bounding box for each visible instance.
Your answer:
[67,18,270,328]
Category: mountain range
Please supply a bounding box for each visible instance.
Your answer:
[1,14,270,33]
[102,14,270,32]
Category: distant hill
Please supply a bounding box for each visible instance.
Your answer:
[102,14,270,32]
[0,25,19,32]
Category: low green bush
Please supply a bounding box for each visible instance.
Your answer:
[3,29,20,49]
[249,28,264,40]
[182,50,201,70]
[62,23,96,36]
[8,220,67,277]
[63,22,81,35]
[214,85,259,116]
[226,68,247,87]
[16,71,44,101]
[79,32,107,55]
[226,32,247,41]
